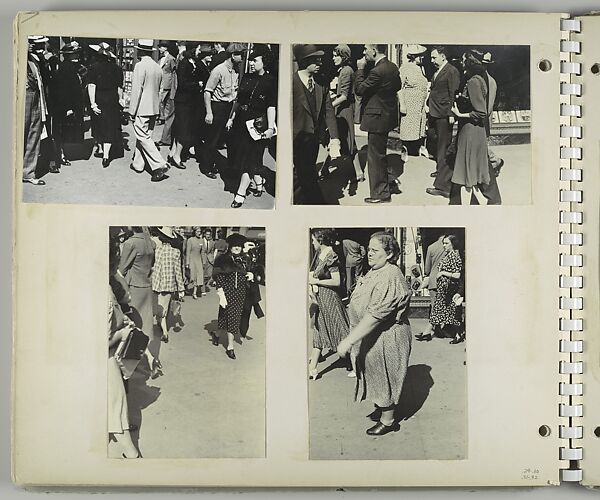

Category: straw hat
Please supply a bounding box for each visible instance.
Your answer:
[157,226,175,239]
[135,39,156,51]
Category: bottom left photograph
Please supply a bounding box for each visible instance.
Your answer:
[107,226,267,459]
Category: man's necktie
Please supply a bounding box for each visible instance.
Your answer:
[307,76,314,93]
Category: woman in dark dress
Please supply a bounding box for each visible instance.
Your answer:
[227,48,277,208]
[50,41,86,166]
[168,46,203,169]
[451,50,490,205]
[320,44,364,184]
[211,233,249,360]
[87,42,124,168]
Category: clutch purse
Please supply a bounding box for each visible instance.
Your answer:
[245,116,277,141]
[116,327,149,361]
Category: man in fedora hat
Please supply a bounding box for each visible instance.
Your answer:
[50,41,86,166]
[23,35,51,185]
[201,42,244,179]
[128,39,168,182]
[292,44,340,205]
[355,43,402,204]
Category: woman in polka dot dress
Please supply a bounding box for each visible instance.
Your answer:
[211,233,249,360]
[428,235,463,338]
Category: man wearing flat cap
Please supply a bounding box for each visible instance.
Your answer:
[355,44,402,204]
[292,44,340,205]
[201,42,244,179]
[128,39,168,182]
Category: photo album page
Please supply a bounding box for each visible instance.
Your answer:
[12,10,565,487]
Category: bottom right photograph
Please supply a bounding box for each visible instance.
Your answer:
[308,227,467,460]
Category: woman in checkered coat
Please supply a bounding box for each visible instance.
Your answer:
[151,227,185,343]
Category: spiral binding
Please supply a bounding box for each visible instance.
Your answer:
[559,17,583,483]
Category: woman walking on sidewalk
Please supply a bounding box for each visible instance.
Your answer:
[211,233,249,360]
[151,227,185,344]
[185,226,206,299]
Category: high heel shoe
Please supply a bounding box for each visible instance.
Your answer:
[210,331,219,346]
[248,180,265,197]
[308,368,320,380]
[121,452,142,459]
[231,192,246,208]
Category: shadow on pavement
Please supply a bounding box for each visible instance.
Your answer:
[127,362,162,451]
[395,363,433,422]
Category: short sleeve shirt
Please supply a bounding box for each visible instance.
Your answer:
[205,61,239,102]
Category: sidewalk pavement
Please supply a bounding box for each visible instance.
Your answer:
[109,285,266,459]
[23,120,276,209]
[309,317,467,460]
[316,135,531,206]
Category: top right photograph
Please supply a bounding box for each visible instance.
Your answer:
[292,43,531,206]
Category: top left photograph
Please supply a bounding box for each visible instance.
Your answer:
[20,36,279,209]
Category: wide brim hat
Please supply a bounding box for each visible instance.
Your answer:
[157,226,175,239]
[293,44,324,62]
[89,42,114,58]
[135,39,157,51]
[28,35,49,46]
[226,233,247,248]
[61,41,83,54]
[405,44,427,57]
[226,42,247,54]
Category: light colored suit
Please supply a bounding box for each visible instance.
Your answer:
[129,56,166,172]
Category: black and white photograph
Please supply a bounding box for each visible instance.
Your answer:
[22,36,278,209]
[108,226,266,458]
[292,43,530,206]
[308,227,466,460]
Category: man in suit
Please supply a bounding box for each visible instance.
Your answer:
[416,234,447,341]
[292,44,340,205]
[202,228,216,288]
[425,46,461,199]
[342,238,366,299]
[355,44,401,204]
[128,39,168,182]
[156,41,177,146]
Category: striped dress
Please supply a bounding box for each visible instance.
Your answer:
[310,249,349,350]
[347,263,412,407]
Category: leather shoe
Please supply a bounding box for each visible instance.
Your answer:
[151,167,168,182]
[129,164,143,174]
[430,172,438,178]
[415,333,432,342]
[226,349,236,360]
[364,197,391,204]
[366,421,400,436]
[204,171,217,179]
[167,156,186,169]
[425,188,450,198]
[102,158,110,168]
[389,182,401,195]
[61,159,71,166]
[49,166,60,174]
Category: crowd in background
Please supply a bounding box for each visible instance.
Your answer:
[292,43,504,206]
[108,226,265,458]
[23,36,278,208]
[308,228,465,436]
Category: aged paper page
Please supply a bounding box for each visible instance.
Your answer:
[13,11,562,486]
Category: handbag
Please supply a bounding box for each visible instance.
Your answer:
[245,115,277,141]
[115,327,149,361]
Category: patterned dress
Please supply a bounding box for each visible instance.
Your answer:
[151,242,185,293]
[399,61,428,142]
[347,263,412,408]
[430,250,462,326]
[214,253,248,335]
[310,249,349,350]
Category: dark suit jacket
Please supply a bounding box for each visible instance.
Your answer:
[292,72,338,142]
[355,57,401,133]
[428,62,461,119]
